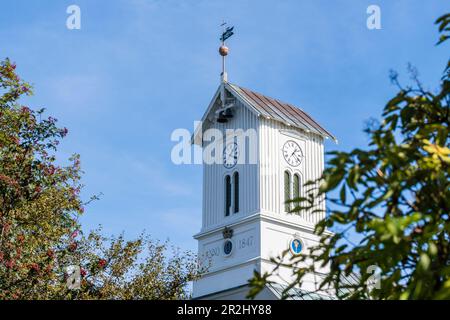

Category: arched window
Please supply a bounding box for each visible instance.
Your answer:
[225,175,231,216]
[233,172,239,213]
[293,174,300,209]
[284,171,291,212]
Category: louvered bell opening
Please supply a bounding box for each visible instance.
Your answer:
[217,112,228,123]
[223,108,234,118]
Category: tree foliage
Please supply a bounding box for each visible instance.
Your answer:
[0,58,198,299]
[61,229,199,300]
[249,13,450,300]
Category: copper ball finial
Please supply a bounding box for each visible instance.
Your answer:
[219,45,229,56]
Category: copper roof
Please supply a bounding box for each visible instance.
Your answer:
[227,83,336,141]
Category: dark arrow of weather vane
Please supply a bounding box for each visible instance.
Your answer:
[220,26,234,42]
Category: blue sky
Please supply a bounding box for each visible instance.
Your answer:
[1,1,448,252]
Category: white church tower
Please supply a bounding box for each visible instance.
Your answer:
[192,26,336,299]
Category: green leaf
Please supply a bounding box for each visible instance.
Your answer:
[339,184,347,203]
[419,253,430,271]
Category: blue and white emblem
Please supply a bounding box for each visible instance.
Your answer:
[290,238,303,255]
[223,239,233,256]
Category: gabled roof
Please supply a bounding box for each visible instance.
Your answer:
[192,82,337,145]
[267,272,360,300]
[267,283,336,300]
[227,83,336,141]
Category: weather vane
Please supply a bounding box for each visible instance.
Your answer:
[219,21,234,82]
[220,22,234,42]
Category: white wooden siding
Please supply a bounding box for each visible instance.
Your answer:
[202,99,259,230]
[259,118,325,224]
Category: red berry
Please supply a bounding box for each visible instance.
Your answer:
[69,242,77,251]
[30,263,40,272]
[98,259,107,268]
[47,249,54,258]
[5,260,15,269]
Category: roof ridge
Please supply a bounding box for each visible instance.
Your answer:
[228,83,336,141]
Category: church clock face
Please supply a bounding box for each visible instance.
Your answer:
[282,140,303,167]
[223,142,239,169]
